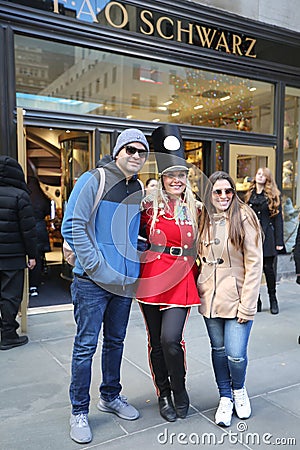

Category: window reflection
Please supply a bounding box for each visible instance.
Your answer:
[216,143,224,171]
[282,87,300,206]
[282,87,300,252]
[15,35,274,133]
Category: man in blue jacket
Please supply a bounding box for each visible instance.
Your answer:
[62,128,149,444]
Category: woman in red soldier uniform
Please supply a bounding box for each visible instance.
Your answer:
[136,125,200,422]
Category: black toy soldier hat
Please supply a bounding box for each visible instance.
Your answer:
[151,124,188,175]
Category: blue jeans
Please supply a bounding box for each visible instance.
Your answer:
[203,317,253,399]
[70,276,132,414]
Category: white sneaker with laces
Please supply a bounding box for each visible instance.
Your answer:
[70,413,92,444]
[215,397,233,427]
[233,387,251,419]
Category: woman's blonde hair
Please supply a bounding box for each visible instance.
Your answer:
[244,167,281,217]
[199,171,261,250]
[142,173,199,236]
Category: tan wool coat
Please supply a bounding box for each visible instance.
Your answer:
[197,209,263,321]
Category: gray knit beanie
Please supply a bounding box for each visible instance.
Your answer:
[112,128,149,159]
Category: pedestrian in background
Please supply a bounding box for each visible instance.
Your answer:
[293,212,300,285]
[136,125,200,422]
[0,156,36,350]
[62,128,149,444]
[27,175,51,297]
[197,171,262,427]
[145,177,158,197]
[244,167,284,314]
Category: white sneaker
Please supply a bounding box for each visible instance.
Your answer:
[233,387,251,419]
[29,287,38,297]
[215,397,233,427]
[70,413,92,444]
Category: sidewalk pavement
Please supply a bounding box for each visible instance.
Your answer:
[1,279,300,450]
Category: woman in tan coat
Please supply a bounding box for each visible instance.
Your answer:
[197,171,262,427]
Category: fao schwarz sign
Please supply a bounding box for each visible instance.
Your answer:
[52,0,257,59]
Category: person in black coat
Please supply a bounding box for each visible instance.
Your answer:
[244,167,284,314]
[293,214,300,285]
[27,176,51,297]
[0,156,37,350]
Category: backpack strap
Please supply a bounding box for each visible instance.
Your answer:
[91,167,105,214]
[137,178,145,197]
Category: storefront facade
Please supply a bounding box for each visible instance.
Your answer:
[0,0,300,246]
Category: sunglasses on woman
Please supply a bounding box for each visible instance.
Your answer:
[124,145,147,157]
[163,172,187,180]
[212,188,235,196]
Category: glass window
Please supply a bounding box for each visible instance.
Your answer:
[131,93,140,109]
[216,143,224,172]
[282,87,300,252]
[283,87,300,201]
[150,95,157,111]
[15,35,274,133]
[112,66,117,84]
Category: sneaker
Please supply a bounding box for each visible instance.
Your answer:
[29,287,38,297]
[215,397,233,427]
[0,335,28,350]
[70,413,92,444]
[233,387,251,419]
[97,395,139,420]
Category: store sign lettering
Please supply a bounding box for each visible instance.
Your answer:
[52,0,257,58]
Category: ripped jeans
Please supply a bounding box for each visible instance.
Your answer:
[203,317,253,399]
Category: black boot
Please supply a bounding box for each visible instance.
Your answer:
[257,295,262,312]
[0,335,28,350]
[269,294,279,315]
[158,396,177,422]
[173,388,189,419]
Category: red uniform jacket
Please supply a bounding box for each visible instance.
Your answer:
[136,202,200,308]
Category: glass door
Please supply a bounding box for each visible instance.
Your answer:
[185,140,205,198]
[229,144,276,198]
[60,131,91,210]
[59,129,112,279]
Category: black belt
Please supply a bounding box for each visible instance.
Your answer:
[150,244,196,257]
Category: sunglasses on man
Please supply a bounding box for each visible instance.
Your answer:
[124,145,147,157]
